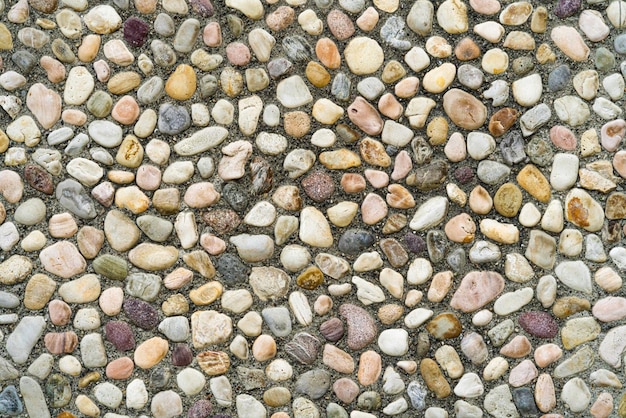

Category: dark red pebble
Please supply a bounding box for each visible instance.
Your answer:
[105,321,135,351]
[519,311,559,339]
[123,298,159,330]
[123,18,150,47]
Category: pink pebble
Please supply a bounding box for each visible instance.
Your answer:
[203,22,222,47]
[49,299,72,326]
[136,165,162,191]
[391,151,412,181]
[444,132,467,162]
[613,150,626,179]
[226,42,251,66]
[100,287,124,316]
[361,192,388,225]
[508,359,538,387]
[394,77,420,98]
[592,296,626,322]
[184,182,220,208]
[93,59,110,82]
[534,343,563,368]
[364,169,389,188]
[601,119,626,152]
[200,233,226,255]
[469,0,501,15]
[549,125,577,151]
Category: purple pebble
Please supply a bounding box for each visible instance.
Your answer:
[124,18,150,47]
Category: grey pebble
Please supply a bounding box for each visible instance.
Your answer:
[158,103,191,135]
[548,64,570,91]
[295,369,330,400]
[137,77,165,104]
[11,50,37,73]
[500,131,527,165]
[56,179,97,219]
[331,72,351,101]
[476,161,511,184]
[282,36,313,61]
[261,307,292,337]
[380,16,411,50]
[457,64,484,89]
[216,253,249,285]
[154,13,175,37]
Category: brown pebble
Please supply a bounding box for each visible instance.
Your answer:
[341,173,366,193]
[420,358,451,399]
[489,107,519,137]
[552,296,591,319]
[377,304,404,324]
[24,164,53,194]
[284,111,310,138]
[455,37,481,60]
[44,331,78,354]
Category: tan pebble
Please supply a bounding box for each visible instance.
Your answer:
[106,357,134,380]
[78,371,101,388]
[115,186,150,213]
[162,294,189,316]
[317,150,359,171]
[323,344,354,373]
[499,1,532,25]
[165,64,197,100]
[153,188,180,214]
[483,356,508,381]
[427,116,449,145]
[77,226,104,259]
[135,0,158,13]
[443,88,487,129]
[107,71,141,94]
[75,395,100,417]
[360,137,391,167]
[386,184,415,209]
[134,337,168,369]
[426,36,452,58]
[517,164,551,203]
[111,96,140,125]
[24,274,56,310]
[381,60,406,84]
[503,30,535,50]
[530,6,548,33]
[49,213,78,238]
[306,61,331,88]
[356,6,379,31]
[189,281,223,305]
[252,335,277,362]
[62,109,87,126]
[358,351,381,386]
[99,287,124,316]
[493,183,522,217]
[428,271,454,302]
[78,34,101,62]
[536,43,556,64]
[197,351,230,375]
[284,111,310,138]
[469,185,493,214]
